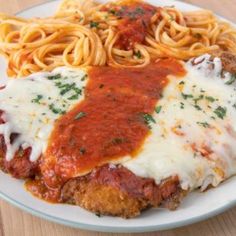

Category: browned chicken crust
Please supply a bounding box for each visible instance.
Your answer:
[61,165,187,218]
[211,51,236,74]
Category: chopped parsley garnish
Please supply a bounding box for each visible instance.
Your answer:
[205,96,216,102]
[31,94,43,104]
[135,6,145,15]
[48,74,61,80]
[79,147,86,155]
[193,95,204,104]
[55,81,62,87]
[233,103,236,109]
[49,104,65,114]
[80,75,87,81]
[142,113,156,129]
[68,94,79,100]
[111,137,125,145]
[181,92,193,100]
[60,83,76,95]
[75,111,86,120]
[194,104,202,111]
[214,106,227,119]
[134,50,142,59]
[55,81,82,99]
[197,121,210,128]
[108,9,116,15]
[90,21,99,28]
[225,74,236,85]
[179,81,185,85]
[180,102,184,109]
[155,106,162,114]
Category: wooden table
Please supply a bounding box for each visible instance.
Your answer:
[0,0,236,235]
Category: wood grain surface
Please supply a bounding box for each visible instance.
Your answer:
[0,0,236,235]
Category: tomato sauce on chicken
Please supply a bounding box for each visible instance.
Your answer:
[23,58,186,203]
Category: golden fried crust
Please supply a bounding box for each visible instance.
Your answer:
[61,165,186,218]
[63,178,149,218]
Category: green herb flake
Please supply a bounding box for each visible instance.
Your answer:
[48,74,61,80]
[155,106,162,114]
[180,102,185,109]
[68,94,79,100]
[49,104,66,115]
[90,21,99,28]
[225,74,236,85]
[181,92,193,100]
[134,50,142,59]
[193,95,204,104]
[205,96,216,102]
[111,137,125,145]
[179,81,185,85]
[31,94,43,104]
[79,147,86,155]
[80,75,87,81]
[108,9,116,14]
[135,7,145,15]
[142,113,156,129]
[214,106,227,119]
[194,104,202,111]
[60,83,76,95]
[197,121,210,128]
[75,111,86,120]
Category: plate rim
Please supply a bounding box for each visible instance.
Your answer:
[0,0,236,233]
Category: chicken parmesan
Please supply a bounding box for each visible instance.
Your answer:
[0,52,236,218]
[0,0,236,219]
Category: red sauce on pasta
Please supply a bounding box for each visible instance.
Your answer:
[104,1,158,50]
[26,59,185,202]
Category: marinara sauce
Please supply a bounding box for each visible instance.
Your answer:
[103,1,158,50]
[26,59,185,202]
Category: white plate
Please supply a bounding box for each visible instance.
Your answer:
[0,0,236,233]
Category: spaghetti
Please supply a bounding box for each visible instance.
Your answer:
[0,0,236,77]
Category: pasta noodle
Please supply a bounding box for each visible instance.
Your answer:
[0,0,236,77]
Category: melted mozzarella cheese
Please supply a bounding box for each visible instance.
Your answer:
[0,67,87,161]
[1,55,236,192]
[123,54,236,191]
